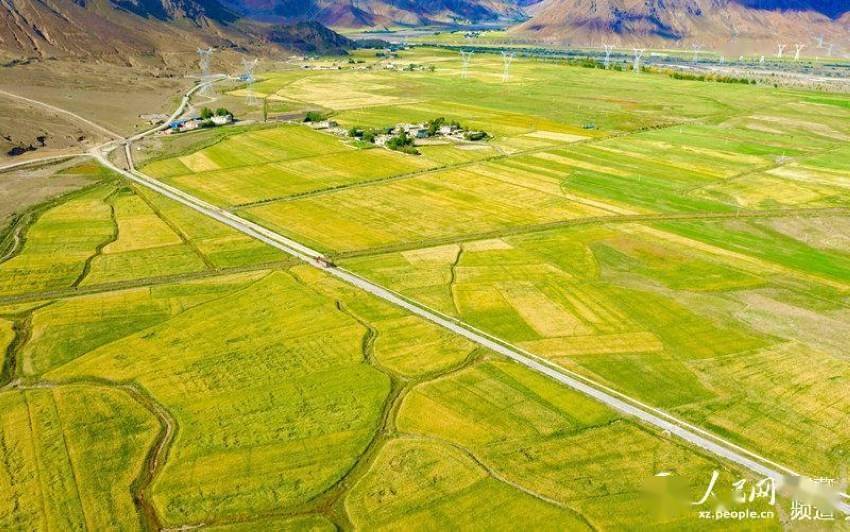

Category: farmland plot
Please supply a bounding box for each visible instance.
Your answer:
[132,186,284,269]
[342,218,850,475]
[19,271,269,377]
[46,272,391,525]
[244,164,608,253]
[352,359,777,530]
[0,386,158,531]
[82,189,207,285]
[162,147,438,208]
[5,46,850,530]
[0,185,115,297]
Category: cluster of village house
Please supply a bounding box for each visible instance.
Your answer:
[141,112,234,135]
[310,120,483,146]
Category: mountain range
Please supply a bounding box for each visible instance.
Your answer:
[1,0,848,66]
[516,0,850,50]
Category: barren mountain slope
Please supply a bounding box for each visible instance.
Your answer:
[0,0,245,65]
[514,0,849,50]
[223,0,528,27]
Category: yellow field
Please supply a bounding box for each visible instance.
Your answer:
[346,438,591,531]
[82,189,207,285]
[0,185,115,296]
[5,46,850,529]
[245,164,607,253]
[0,385,158,531]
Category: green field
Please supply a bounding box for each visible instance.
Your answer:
[0,168,287,301]
[0,259,780,529]
[182,48,850,479]
[0,385,159,530]
[2,46,848,529]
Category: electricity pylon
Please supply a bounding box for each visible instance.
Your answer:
[691,43,702,63]
[794,43,805,62]
[198,47,214,96]
[501,51,514,82]
[632,48,645,73]
[242,58,258,106]
[603,43,614,69]
[460,50,474,79]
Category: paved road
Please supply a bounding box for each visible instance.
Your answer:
[91,81,849,514]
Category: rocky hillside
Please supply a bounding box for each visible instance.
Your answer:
[3,0,848,64]
[0,0,246,66]
[514,0,850,52]
[267,20,354,54]
[223,0,528,27]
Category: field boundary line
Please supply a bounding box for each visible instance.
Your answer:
[0,260,293,306]
[113,146,843,506]
[94,79,850,515]
[130,183,216,270]
[72,187,120,289]
[333,207,850,260]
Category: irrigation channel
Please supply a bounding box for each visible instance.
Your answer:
[7,74,838,516]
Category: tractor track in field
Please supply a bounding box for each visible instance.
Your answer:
[333,207,850,260]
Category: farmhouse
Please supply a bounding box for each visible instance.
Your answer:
[312,120,339,130]
[139,113,170,125]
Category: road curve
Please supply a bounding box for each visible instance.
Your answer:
[94,82,849,516]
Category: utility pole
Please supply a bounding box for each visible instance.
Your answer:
[692,42,702,64]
